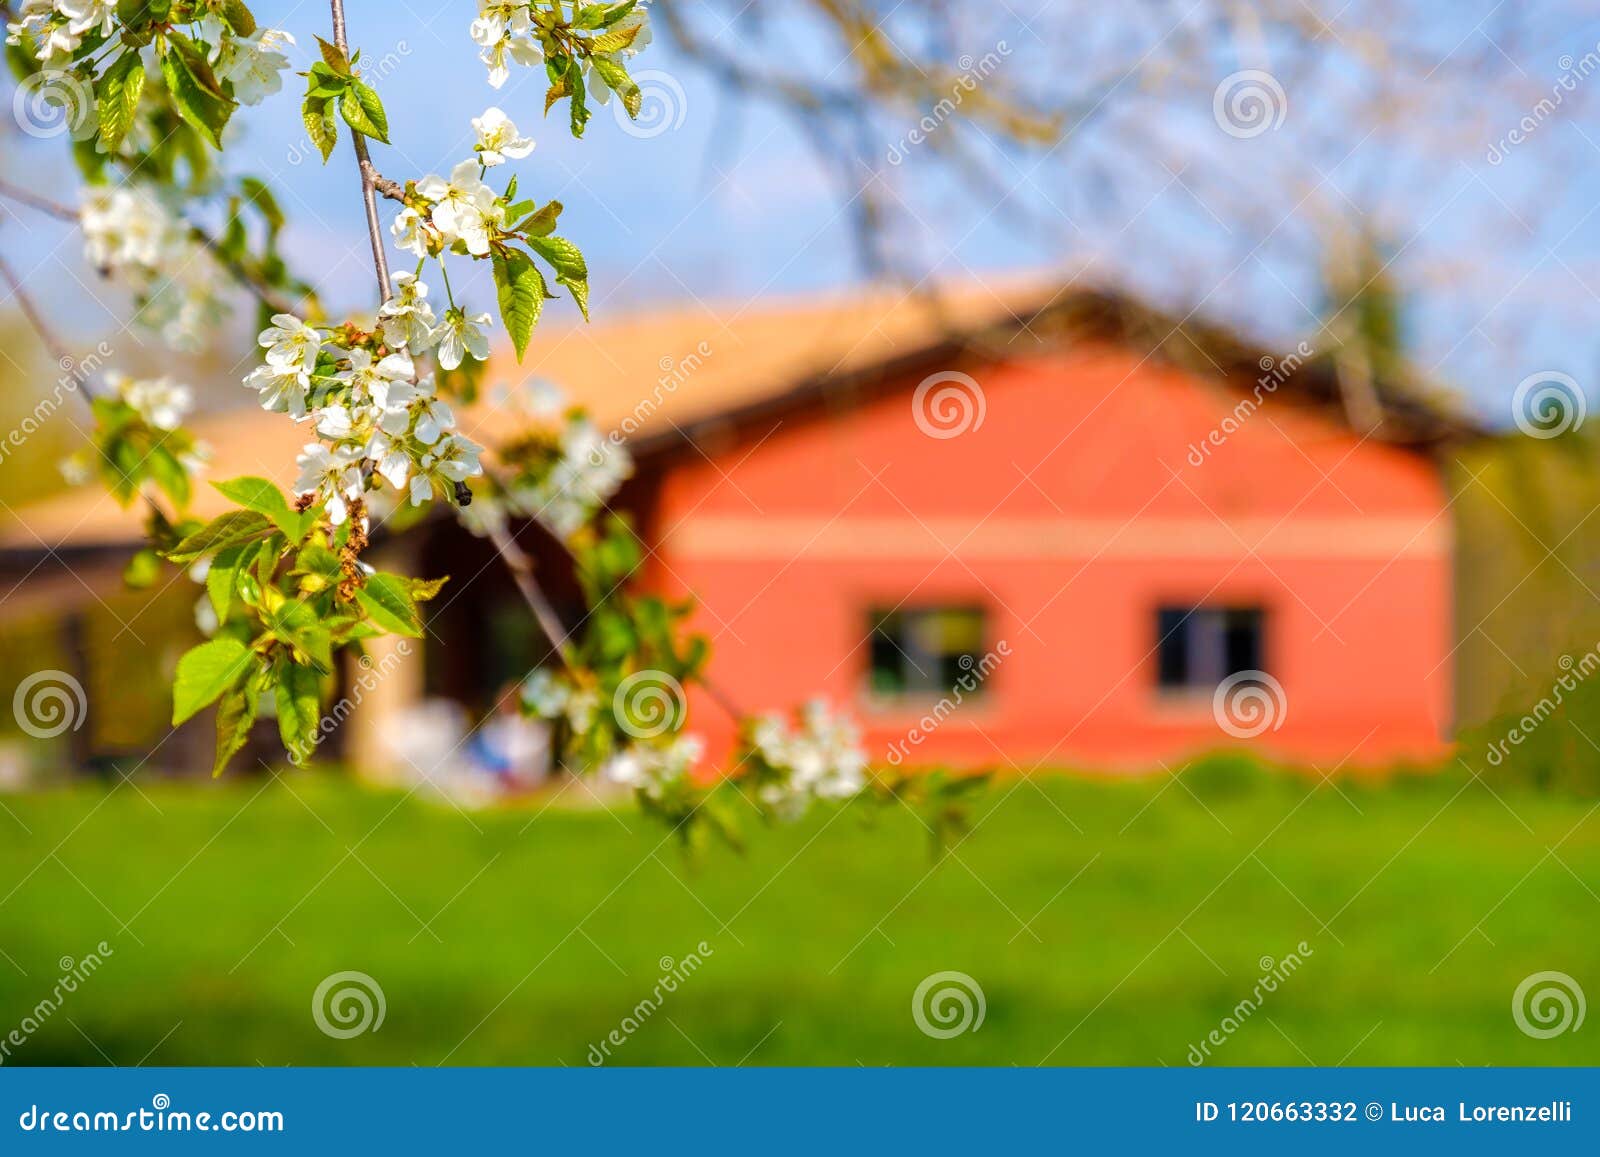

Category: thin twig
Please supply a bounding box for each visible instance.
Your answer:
[486,521,580,669]
[0,177,77,222]
[0,176,304,315]
[0,252,72,367]
[330,0,391,303]
[0,252,169,518]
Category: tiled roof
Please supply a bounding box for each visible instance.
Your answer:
[0,278,1475,551]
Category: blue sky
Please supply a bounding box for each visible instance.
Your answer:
[5,1,1600,423]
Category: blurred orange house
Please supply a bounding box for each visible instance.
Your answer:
[0,283,1479,773]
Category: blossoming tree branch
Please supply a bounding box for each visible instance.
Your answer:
[2,0,974,845]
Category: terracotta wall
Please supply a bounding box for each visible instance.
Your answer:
[646,345,1453,772]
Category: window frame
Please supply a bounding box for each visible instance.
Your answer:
[864,603,994,706]
[1153,604,1268,696]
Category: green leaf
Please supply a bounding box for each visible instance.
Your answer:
[166,510,273,564]
[220,0,256,36]
[213,476,303,538]
[315,35,351,75]
[355,573,423,637]
[515,200,563,237]
[409,575,449,602]
[590,23,643,54]
[345,79,389,143]
[213,665,265,776]
[160,32,236,149]
[273,658,322,762]
[590,56,640,118]
[302,94,338,161]
[290,542,343,594]
[206,543,247,618]
[529,235,590,321]
[491,247,546,361]
[97,51,145,152]
[172,637,252,725]
[123,547,162,589]
[144,444,190,508]
[568,61,590,137]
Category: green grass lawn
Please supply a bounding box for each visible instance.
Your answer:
[0,761,1596,1066]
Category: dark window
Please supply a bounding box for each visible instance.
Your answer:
[1156,606,1264,690]
[868,607,988,698]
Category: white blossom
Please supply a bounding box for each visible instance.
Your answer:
[108,371,192,430]
[80,185,184,271]
[520,416,634,538]
[58,0,113,39]
[407,432,483,505]
[604,733,703,800]
[9,0,113,62]
[522,667,571,717]
[472,3,541,88]
[258,313,324,372]
[472,106,534,166]
[79,185,226,349]
[244,359,312,418]
[334,347,415,411]
[215,28,296,106]
[751,700,869,819]
[390,206,431,258]
[312,403,355,440]
[364,431,413,490]
[436,307,492,370]
[377,271,439,351]
[293,442,365,525]
[416,160,503,256]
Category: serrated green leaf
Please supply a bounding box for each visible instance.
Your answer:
[515,200,562,237]
[544,75,571,115]
[302,93,337,161]
[212,476,303,538]
[355,573,423,637]
[166,509,273,564]
[172,637,252,725]
[409,575,449,602]
[590,56,640,118]
[347,79,388,142]
[160,32,235,149]
[599,1,640,28]
[206,542,246,618]
[220,0,255,35]
[214,665,264,776]
[97,51,145,152]
[273,658,322,762]
[569,61,590,137]
[590,23,642,54]
[529,235,589,320]
[315,35,350,75]
[492,247,546,361]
